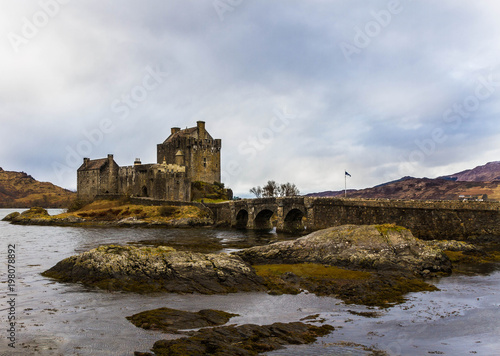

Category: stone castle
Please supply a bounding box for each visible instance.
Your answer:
[77,121,221,201]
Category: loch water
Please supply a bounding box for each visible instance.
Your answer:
[0,209,499,356]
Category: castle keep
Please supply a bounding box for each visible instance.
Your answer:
[77,121,221,201]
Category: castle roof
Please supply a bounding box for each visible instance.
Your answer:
[77,158,108,171]
[163,126,213,144]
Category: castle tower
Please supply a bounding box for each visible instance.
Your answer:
[157,121,221,183]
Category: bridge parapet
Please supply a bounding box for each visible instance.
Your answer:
[206,197,500,240]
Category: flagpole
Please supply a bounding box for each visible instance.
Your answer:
[344,169,347,198]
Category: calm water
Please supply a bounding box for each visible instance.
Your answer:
[0,209,499,356]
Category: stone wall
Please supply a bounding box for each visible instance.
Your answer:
[308,198,500,240]
[118,165,191,201]
[208,198,500,240]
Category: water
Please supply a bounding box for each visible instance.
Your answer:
[0,209,499,355]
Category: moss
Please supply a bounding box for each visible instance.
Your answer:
[254,263,371,280]
[253,263,437,308]
[375,223,407,236]
[444,246,500,273]
[158,205,178,217]
[191,181,231,201]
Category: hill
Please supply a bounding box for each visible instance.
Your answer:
[439,161,500,182]
[0,167,76,208]
[307,162,500,201]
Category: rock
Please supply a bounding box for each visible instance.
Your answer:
[116,217,149,226]
[236,224,452,275]
[149,322,334,356]
[2,211,20,221]
[427,240,479,252]
[42,245,265,294]
[127,308,238,333]
[21,207,49,217]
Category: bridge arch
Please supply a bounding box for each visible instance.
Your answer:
[282,207,306,233]
[235,209,249,229]
[254,208,276,230]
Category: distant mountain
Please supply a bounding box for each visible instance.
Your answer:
[440,161,500,182]
[0,167,76,208]
[307,162,500,201]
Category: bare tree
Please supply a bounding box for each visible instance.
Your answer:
[249,186,262,198]
[281,182,300,196]
[251,181,300,198]
[262,180,279,197]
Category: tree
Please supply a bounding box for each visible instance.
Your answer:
[251,181,300,198]
[249,186,262,198]
[262,180,279,197]
[280,182,300,196]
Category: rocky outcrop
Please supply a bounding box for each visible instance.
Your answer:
[2,211,20,221]
[42,245,265,294]
[8,207,212,227]
[427,239,479,252]
[127,308,238,333]
[236,224,452,275]
[142,322,334,356]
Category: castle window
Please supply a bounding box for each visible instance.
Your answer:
[203,157,207,168]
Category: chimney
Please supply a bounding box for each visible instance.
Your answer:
[134,158,142,166]
[197,121,206,139]
[171,127,180,135]
[107,154,114,163]
[83,157,90,168]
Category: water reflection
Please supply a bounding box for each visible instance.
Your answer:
[126,227,300,253]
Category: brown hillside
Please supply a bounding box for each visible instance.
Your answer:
[440,161,500,182]
[0,167,76,208]
[308,177,500,201]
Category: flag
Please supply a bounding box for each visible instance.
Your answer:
[345,171,351,177]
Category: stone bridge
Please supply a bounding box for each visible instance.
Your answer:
[206,197,500,240]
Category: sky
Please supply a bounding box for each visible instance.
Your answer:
[2,0,500,197]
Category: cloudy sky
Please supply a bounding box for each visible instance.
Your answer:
[2,1,500,197]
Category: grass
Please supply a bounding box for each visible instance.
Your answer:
[12,199,210,225]
[194,198,229,203]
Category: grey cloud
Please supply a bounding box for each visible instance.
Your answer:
[2,1,500,196]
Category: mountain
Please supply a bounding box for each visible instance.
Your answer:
[0,167,76,208]
[307,177,500,201]
[439,161,500,182]
[307,162,500,201]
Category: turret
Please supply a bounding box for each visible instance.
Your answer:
[175,150,185,166]
[197,121,206,139]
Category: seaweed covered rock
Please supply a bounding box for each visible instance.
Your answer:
[42,245,265,294]
[127,308,238,333]
[146,322,334,356]
[236,224,452,275]
[2,211,20,221]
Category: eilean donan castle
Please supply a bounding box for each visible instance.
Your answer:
[77,121,221,201]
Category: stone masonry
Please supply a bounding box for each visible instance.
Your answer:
[77,121,221,201]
